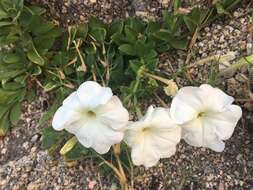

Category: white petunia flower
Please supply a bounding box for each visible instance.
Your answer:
[124,106,181,168]
[52,81,129,154]
[170,84,242,152]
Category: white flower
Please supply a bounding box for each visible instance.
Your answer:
[124,106,181,167]
[52,81,129,154]
[170,84,242,152]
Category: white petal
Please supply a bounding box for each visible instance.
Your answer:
[182,118,226,152]
[62,92,82,110]
[205,140,225,152]
[128,126,181,167]
[170,86,203,124]
[77,81,113,109]
[141,105,155,122]
[75,121,124,154]
[181,118,203,147]
[124,107,181,167]
[124,122,144,146]
[203,104,242,140]
[151,107,175,126]
[150,127,181,158]
[199,84,234,112]
[52,106,80,131]
[182,104,241,152]
[131,139,160,167]
[96,96,129,130]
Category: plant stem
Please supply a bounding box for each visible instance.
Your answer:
[113,145,128,190]
[143,71,172,85]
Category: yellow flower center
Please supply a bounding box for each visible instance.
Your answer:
[80,109,97,119]
[141,126,152,134]
[197,112,205,118]
[87,110,96,118]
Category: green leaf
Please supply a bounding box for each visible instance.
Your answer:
[109,20,124,36]
[3,53,21,63]
[0,105,11,118]
[76,23,88,39]
[2,81,24,90]
[34,36,55,50]
[0,9,9,20]
[0,35,19,45]
[111,32,124,45]
[183,16,197,33]
[0,21,13,27]
[128,59,142,74]
[43,82,58,92]
[42,27,61,38]
[52,52,69,67]
[169,38,188,50]
[146,21,160,34]
[14,74,27,84]
[26,89,36,102]
[216,3,229,15]
[25,5,46,15]
[135,41,156,58]
[124,26,138,44]
[0,89,21,104]
[10,102,22,125]
[153,29,188,50]
[0,69,26,80]
[31,66,42,76]
[85,43,97,54]
[173,0,181,11]
[153,29,171,41]
[13,0,24,11]
[119,44,136,56]
[125,17,145,33]
[27,43,45,65]
[41,127,65,149]
[221,0,241,10]
[90,27,107,43]
[29,15,55,35]
[88,16,107,30]
[0,112,10,136]
[64,142,88,160]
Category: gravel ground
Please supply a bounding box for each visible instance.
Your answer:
[1,1,253,190]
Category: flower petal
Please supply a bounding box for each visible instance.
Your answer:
[124,122,144,146]
[124,107,181,167]
[203,104,242,140]
[96,96,129,130]
[75,121,124,154]
[181,118,203,147]
[150,127,181,158]
[182,104,241,152]
[77,81,113,109]
[199,84,234,112]
[62,92,82,110]
[151,107,175,126]
[183,117,226,152]
[170,86,203,124]
[52,106,80,131]
[141,105,155,122]
[131,138,160,167]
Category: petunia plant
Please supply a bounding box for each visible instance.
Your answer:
[0,0,241,135]
[0,0,244,189]
[51,81,242,189]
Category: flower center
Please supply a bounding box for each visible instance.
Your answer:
[86,110,96,118]
[197,112,205,118]
[80,109,97,119]
[141,126,152,134]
